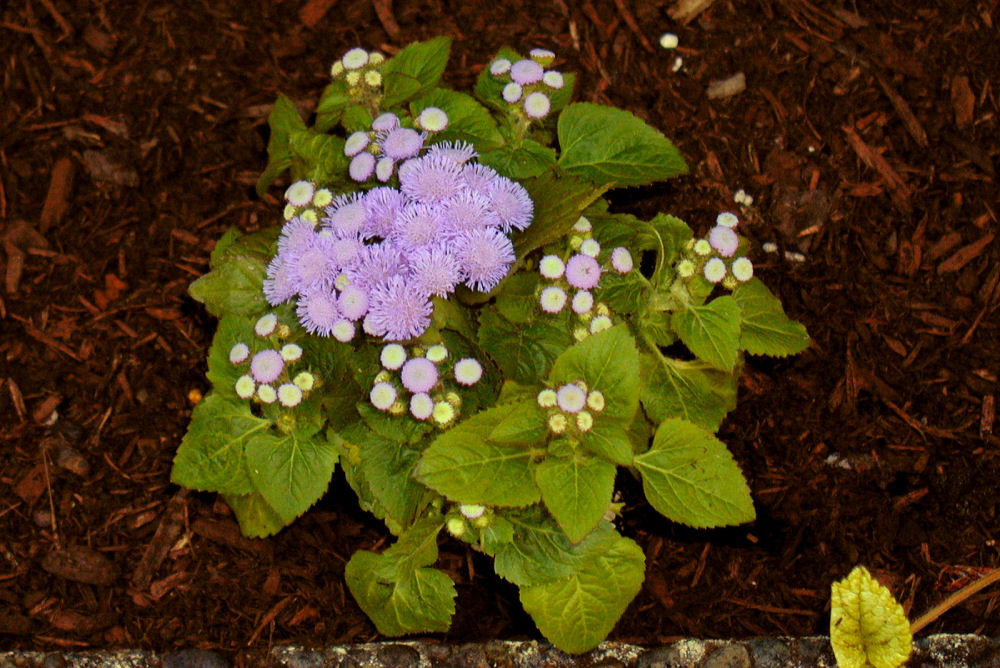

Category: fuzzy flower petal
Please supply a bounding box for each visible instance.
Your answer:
[296,287,341,335]
[487,177,533,231]
[489,58,512,76]
[418,107,449,132]
[454,228,516,292]
[399,155,465,204]
[342,48,369,70]
[454,358,483,386]
[565,254,602,289]
[539,255,565,280]
[571,290,594,314]
[731,257,754,282]
[344,131,371,157]
[426,140,477,165]
[556,383,587,413]
[717,211,739,228]
[408,245,462,297]
[391,203,445,247]
[277,383,303,407]
[367,276,434,341]
[370,381,397,411]
[263,257,298,305]
[709,226,739,257]
[510,59,544,85]
[372,112,400,132]
[255,313,278,337]
[229,343,250,364]
[523,92,551,119]
[349,152,376,181]
[502,82,523,103]
[337,284,369,321]
[611,247,634,273]
[364,187,406,238]
[250,349,284,384]
[381,128,424,160]
[235,375,256,399]
[542,70,564,89]
[401,357,439,393]
[539,286,567,313]
[380,343,407,370]
[285,181,315,207]
[323,194,367,238]
[409,392,434,420]
[331,319,355,342]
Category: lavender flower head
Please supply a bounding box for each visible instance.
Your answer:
[408,245,462,297]
[324,194,366,237]
[401,357,438,393]
[366,275,433,341]
[487,177,533,231]
[426,140,477,165]
[455,228,516,292]
[381,127,424,160]
[349,152,376,182]
[565,254,602,290]
[250,350,284,384]
[400,154,465,204]
[296,288,341,335]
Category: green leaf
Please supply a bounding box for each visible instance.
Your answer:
[492,509,594,586]
[831,566,913,668]
[381,36,452,107]
[639,353,738,432]
[478,307,572,384]
[489,399,548,446]
[357,402,433,446]
[372,518,445,579]
[345,551,456,637]
[333,423,433,534]
[223,491,286,538]
[244,431,338,525]
[341,104,374,133]
[289,129,348,185]
[633,418,754,528]
[732,278,811,357]
[416,403,542,507]
[479,138,557,180]
[189,229,278,318]
[519,528,645,654]
[671,297,742,372]
[412,89,503,152]
[314,80,349,132]
[493,272,540,324]
[209,227,242,266]
[535,453,616,543]
[205,315,257,401]
[557,102,688,187]
[257,94,307,195]
[579,421,634,465]
[589,208,693,289]
[512,171,609,258]
[480,516,515,554]
[594,269,652,314]
[549,324,639,424]
[171,393,268,496]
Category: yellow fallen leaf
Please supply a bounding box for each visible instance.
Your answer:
[831,566,912,668]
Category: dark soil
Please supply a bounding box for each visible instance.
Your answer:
[2,0,998,664]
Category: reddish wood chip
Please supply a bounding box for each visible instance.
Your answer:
[49,609,118,633]
[13,463,47,504]
[39,157,75,233]
[951,75,975,130]
[298,0,337,28]
[937,233,995,274]
[41,546,118,586]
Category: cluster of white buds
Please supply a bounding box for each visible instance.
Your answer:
[445,503,494,539]
[675,212,754,291]
[488,48,564,120]
[536,216,633,341]
[368,342,484,428]
[330,47,386,98]
[734,189,754,207]
[537,380,605,436]
[282,180,334,223]
[229,313,316,407]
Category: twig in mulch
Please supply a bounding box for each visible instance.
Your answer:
[131,489,189,591]
[39,157,75,233]
[841,125,912,214]
[668,0,715,24]
[911,568,1000,634]
[371,0,402,42]
[298,0,338,28]
[873,73,928,148]
[611,0,654,53]
[936,233,995,274]
[2,219,50,293]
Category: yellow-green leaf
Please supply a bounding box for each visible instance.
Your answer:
[830,566,912,668]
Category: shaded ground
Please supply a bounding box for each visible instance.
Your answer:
[1,0,998,664]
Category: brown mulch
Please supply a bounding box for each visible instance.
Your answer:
[1,0,998,663]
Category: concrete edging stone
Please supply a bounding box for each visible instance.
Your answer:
[0,635,997,667]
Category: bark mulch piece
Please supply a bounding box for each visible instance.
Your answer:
[1,0,998,660]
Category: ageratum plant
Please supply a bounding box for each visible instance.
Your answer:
[172,38,810,653]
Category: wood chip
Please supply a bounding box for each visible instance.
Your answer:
[937,233,995,274]
[39,158,75,233]
[371,0,402,41]
[951,74,975,130]
[982,395,995,439]
[841,125,912,214]
[131,489,188,590]
[668,0,715,23]
[41,546,118,586]
[707,72,747,99]
[875,73,928,148]
[298,0,337,28]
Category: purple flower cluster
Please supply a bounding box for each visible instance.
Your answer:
[264,153,533,342]
[345,108,451,183]
[488,49,564,120]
